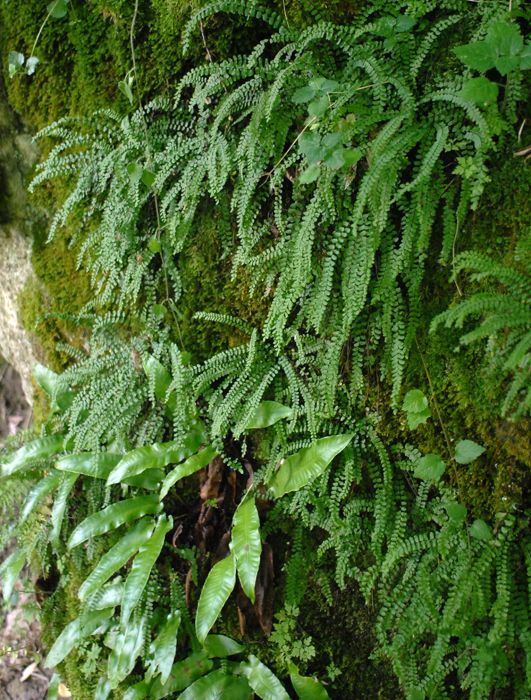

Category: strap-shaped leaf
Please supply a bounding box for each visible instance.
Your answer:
[123,681,150,700]
[160,446,217,500]
[147,611,181,685]
[108,440,204,486]
[150,652,213,699]
[178,669,252,700]
[45,607,113,668]
[246,401,293,429]
[239,655,290,700]
[51,472,78,544]
[195,552,236,643]
[69,495,161,549]
[203,634,245,658]
[87,580,124,610]
[268,434,353,498]
[232,495,261,603]
[143,355,177,414]
[19,470,62,525]
[1,435,66,477]
[0,550,26,602]
[290,671,331,699]
[108,615,146,688]
[79,517,154,601]
[57,452,121,479]
[121,514,173,626]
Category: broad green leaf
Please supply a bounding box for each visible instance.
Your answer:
[402,389,428,413]
[79,517,154,601]
[343,148,362,166]
[461,77,499,105]
[195,553,236,643]
[445,501,467,524]
[232,495,261,603]
[95,677,112,700]
[125,468,165,490]
[178,669,252,700]
[150,652,213,699]
[87,580,124,610]
[300,163,321,184]
[19,471,61,525]
[147,611,181,685]
[51,472,78,544]
[520,43,531,70]
[292,86,316,104]
[1,435,66,477]
[142,169,156,187]
[159,446,217,500]
[487,21,523,74]
[48,0,69,18]
[454,42,495,72]
[143,355,176,413]
[57,452,121,479]
[407,407,431,430]
[454,439,485,464]
[240,655,290,700]
[121,515,173,626]
[470,519,493,541]
[45,608,113,667]
[123,682,151,700]
[0,550,26,602]
[203,634,245,658]
[246,401,293,429]
[148,238,161,254]
[324,148,345,170]
[68,495,161,549]
[108,615,146,688]
[290,671,331,699]
[33,363,73,411]
[268,434,353,498]
[47,673,61,700]
[413,454,445,482]
[308,96,329,118]
[108,440,204,486]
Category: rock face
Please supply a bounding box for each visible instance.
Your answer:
[0,69,39,405]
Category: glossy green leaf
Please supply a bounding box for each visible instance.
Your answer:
[149,653,213,699]
[470,519,493,541]
[108,615,146,688]
[33,363,73,411]
[1,435,66,477]
[0,550,26,602]
[143,355,177,414]
[268,434,353,498]
[95,677,112,700]
[48,0,69,18]
[51,472,78,544]
[79,517,154,601]
[461,77,499,105]
[108,440,202,486]
[454,439,485,464]
[178,669,252,700]
[413,454,445,482]
[123,681,150,700]
[57,452,121,479]
[159,446,217,500]
[121,515,173,626]
[246,401,293,429]
[68,495,161,549]
[195,552,236,643]
[142,169,156,187]
[232,495,261,602]
[203,634,245,658]
[148,238,161,254]
[147,611,181,685]
[19,471,61,525]
[445,501,467,524]
[240,655,290,700]
[87,580,124,610]
[290,671,331,699]
[45,608,113,668]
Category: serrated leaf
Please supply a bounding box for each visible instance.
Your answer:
[203,634,245,658]
[79,517,154,601]
[147,611,181,685]
[407,407,431,430]
[0,550,26,602]
[19,471,61,525]
[414,454,445,482]
[455,439,485,464]
[454,42,495,72]
[290,671,331,699]
[300,163,321,184]
[149,652,213,699]
[178,669,252,700]
[239,655,290,700]
[470,519,493,541]
[461,77,499,104]
[121,514,172,626]
[232,495,261,603]
[402,389,428,413]
[195,553,236,643]
[445,501,467,524]
[159,446,217,500]
[68,495,161,549]
[48,0,69,18]
[246,401,293,429]
[292,86,316,104]
[45,608,113,668]
[51,472,78,544]
[108,615,146,688]
[1,435,66,477]
[268,434,353,498]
